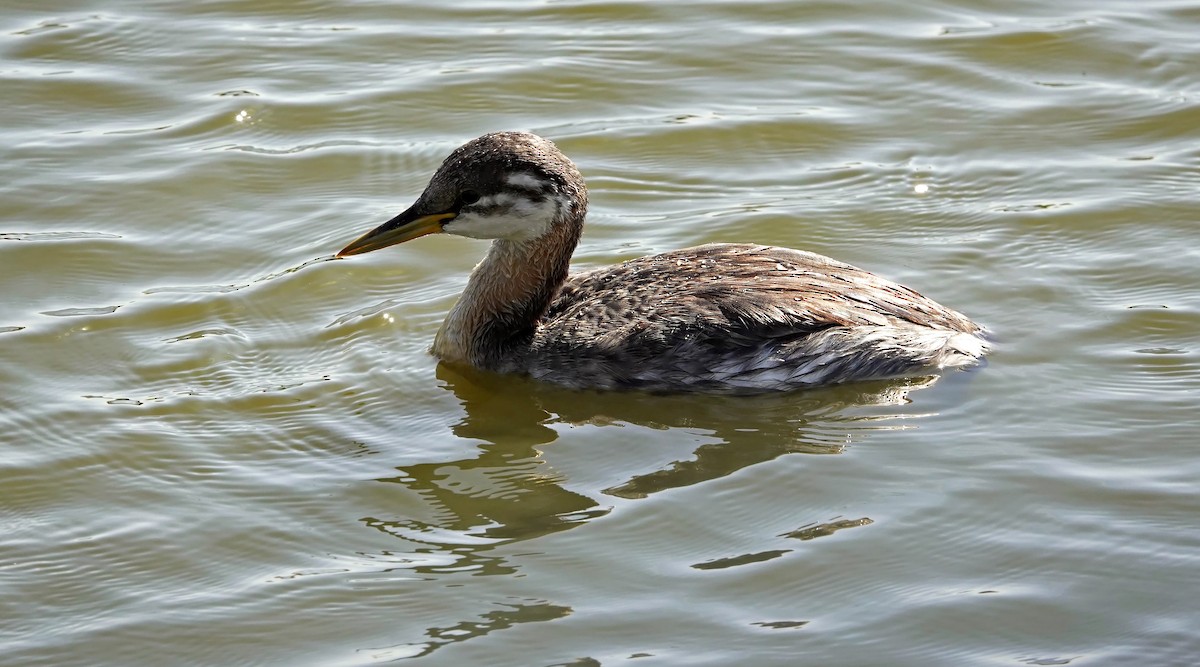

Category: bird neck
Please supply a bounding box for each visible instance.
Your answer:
[432,216,581,369]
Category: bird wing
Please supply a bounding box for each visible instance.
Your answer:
[540,243,976,355]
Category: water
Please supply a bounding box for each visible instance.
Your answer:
[2,1,1199,665]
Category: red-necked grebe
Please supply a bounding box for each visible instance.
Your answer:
[337,131,987,392]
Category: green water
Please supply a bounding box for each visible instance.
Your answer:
[3,1,1199,665]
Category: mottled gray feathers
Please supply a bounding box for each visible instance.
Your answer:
[500,244,986,391]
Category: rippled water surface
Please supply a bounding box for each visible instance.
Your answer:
[3,1,1199,665]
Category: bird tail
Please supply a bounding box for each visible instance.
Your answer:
[936,330,989,369]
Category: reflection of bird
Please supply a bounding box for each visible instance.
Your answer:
[337,132,987,392]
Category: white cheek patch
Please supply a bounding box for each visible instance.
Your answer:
[506,172,549,191]
[445,192,572,242]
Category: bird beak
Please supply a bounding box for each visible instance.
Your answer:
[336,206,457,257]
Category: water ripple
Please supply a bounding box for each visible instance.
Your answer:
[4,1,1200,665]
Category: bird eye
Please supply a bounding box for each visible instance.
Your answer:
[458,190,480,206]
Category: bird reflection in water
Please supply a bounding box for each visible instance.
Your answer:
[365,364,943,577]
[356,369,957,659]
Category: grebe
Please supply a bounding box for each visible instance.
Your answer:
[337,131,986,392]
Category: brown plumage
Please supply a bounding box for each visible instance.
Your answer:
[337,131,987,392]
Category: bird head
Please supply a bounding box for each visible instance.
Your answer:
[337,132,586,257]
